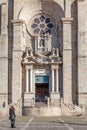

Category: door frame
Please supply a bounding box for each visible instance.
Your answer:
[35,75,49,100]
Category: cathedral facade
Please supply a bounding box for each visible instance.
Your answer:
[0,0,87,115]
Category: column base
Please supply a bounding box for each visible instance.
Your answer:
[24,92,35,107]
[50,92,60,106]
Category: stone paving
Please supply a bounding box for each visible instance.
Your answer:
[0,115,87,130]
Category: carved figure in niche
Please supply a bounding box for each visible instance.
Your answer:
[40,36,45,47]
[46,32,51,39]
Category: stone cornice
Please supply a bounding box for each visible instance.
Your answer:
[11,19,24,24]
[22,61,62,66]
[77,0,85,2]
[61,17,73,23]
[1,3,7,5]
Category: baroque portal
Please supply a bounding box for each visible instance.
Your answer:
[21,13,62,108]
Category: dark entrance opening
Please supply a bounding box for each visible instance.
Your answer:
[35,83,49,102]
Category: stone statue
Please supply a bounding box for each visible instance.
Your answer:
[40,36,45,47]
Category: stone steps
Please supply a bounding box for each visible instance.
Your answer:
[35,102,47,108]
[23,106,61,116]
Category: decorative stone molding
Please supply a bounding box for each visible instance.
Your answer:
[25,65,33,70]
[61,17,73,23]
[29,65,33,70]
[1,3,7,5]
[54,65,59,70]
[77,0,85,2]
[11,19,24,25]
[51,65,56,70]
[21,46,62,65]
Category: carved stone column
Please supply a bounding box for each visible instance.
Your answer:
[50,65,60,106]
[24,65,34,107]
[30,66,33,92]
[26,68,29,92]
[51,65,55,93]
[56,66,59,93]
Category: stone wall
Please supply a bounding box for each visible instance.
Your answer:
[0,0,8,107]
[77,0,87,105]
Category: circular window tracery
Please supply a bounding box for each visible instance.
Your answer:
[28,14,56,36]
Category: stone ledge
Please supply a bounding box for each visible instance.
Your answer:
[61,17,73,23]
[11,19,24,25]
[77,0,85,2]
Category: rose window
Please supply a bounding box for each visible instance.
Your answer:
[28,14,55,36]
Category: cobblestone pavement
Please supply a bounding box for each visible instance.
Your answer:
[0,115,87,130]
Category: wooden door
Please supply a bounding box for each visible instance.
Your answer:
[36,83,48,100]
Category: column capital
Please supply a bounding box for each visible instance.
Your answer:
[51,65,56,70]
[1,3,7,5]
[25,65,33,70]
[25,66,29,70]
[51,65,59,70]
[55,65,59,70]
[61,17,73,23]
[29,65,33,70]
